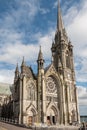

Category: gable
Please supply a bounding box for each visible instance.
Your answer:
[23,66,36,79]
[45,63,57,76]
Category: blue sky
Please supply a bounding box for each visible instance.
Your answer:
[0,0,87,115]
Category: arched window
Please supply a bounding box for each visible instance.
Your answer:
[66,51,70,68]
[27,81,35,101]
[71,110,77,122]
[46,76,57,94]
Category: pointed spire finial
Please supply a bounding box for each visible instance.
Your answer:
[39,45,41,54]
[38,45,43,60]
[58,0,60,10]
[21,56,26,66]
[37,46,44,70]
[23,56,24,62]
[57,0,64,32]
[40,45,41,50]
[15,63,19,72]
[15,63,19,80]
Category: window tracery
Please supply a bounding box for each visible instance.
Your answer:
[46,77,57,94]
[66,51,70,68]
[26,81,35,101]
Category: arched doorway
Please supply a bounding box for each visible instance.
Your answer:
[27,108,37,126]
[45,70,62,125]
[28,111,33,126]
[46,106,58,125]
[71,110,77,122]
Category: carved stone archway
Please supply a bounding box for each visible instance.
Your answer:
[45,66,63,124]
[26,104,37,125]
[46,104,59,125]
[71,110,77,122]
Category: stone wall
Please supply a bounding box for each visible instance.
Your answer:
[32,126,80,130]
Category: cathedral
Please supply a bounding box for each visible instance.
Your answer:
[13,0,80,126]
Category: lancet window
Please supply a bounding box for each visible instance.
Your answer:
[27,81,35,101]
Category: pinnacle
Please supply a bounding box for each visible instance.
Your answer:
[21,56,26,66]
[15,63,19,72]
[38,46,44,61]
[57,0,64,32]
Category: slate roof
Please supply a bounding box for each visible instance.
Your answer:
[0,83,12,95]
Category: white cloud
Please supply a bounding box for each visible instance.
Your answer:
[0,0,87,89]
[0,0,53,66]
[78,86,87,100]
[63,0,87,84]
[77,86,87,115]
[65,0,87,56]
[0,69,14,84]
[0,28,54,64]
[39,8,50,14]
[0,0,40,31]
[0,27,54,83]
[53,0,58,9]
[0,0,40,83]
[75,57,87,82]
[56,0,87,114]
[0,0,87,116]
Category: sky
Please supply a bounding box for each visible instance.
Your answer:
[0,0,87,116]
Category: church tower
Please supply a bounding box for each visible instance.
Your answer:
[11,0,80,126]
[51,0,80,123]
[37,46,46,123]
[14,63,19,82]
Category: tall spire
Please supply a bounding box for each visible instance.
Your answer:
[15,63,19,73]
[37,46,44,69]
[57,0,64,32]
[15,63,19,81]
[38,46,44,61]
[21,56,26,67]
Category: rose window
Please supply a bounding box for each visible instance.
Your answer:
[46,77,57,93]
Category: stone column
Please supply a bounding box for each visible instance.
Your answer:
[19,77,23,124]
[67,84,70,124]
[75,87,80,123]
[62,83,67,124]
[59,83,64,124]
[37,71,42,123]
[41,70,46,124]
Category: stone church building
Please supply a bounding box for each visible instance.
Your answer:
[13,0,80,126]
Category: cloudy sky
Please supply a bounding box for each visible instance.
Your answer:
[0,0,87,116]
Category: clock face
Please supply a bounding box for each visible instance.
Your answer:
[46,77,57,93]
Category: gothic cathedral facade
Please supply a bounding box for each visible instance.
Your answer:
[13,1,80,126]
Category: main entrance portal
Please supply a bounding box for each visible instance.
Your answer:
[27,108,37,126]
[47,116,56,125]
[28,116,33,125]
[47,107,58,125]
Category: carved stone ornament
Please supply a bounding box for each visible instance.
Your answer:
[26,80,35,100]
[46,77,57,93]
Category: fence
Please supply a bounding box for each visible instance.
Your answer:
[0,117,18,124]
[0,117,87,130]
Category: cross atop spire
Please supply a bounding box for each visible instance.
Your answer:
[57,0,64,32]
